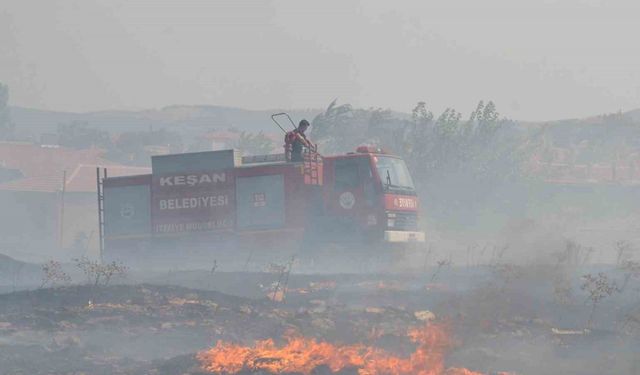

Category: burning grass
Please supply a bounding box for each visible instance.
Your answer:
[197,322,482,375]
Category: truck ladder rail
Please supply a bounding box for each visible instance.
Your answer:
[303,147,323,185]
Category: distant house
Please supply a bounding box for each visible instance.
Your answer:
[0,142,149,261]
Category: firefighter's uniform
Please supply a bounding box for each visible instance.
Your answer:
[285,120,311,162]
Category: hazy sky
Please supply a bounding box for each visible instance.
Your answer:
[1,0,638,120]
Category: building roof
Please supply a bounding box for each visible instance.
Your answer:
[0,174,64,193]
[0,142,107,176]
[0,142,150,193]
[0,163,151,193]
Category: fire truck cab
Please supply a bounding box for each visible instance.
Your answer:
[314,146,424,245]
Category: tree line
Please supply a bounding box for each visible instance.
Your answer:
[311,99,535,224]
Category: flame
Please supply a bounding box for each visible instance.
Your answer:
[197,323,483,375]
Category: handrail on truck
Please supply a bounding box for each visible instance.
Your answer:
[271,112,297,133]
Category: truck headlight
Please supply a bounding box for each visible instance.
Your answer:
[387,219,395,228]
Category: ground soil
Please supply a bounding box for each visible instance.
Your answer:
[1,267,639,375]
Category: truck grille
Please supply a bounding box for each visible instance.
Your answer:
[388,212,418,230]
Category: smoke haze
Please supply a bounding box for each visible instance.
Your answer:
[3,2,640,375]
[2,0,640,120]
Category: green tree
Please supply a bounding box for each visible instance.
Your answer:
[57,121,112,149]
[401,102,432,160]
[435,107,462,137]
[469,100,500,137]
[311,99,353,140]
[411,101,433,127]
[116,128,182,154]
[309,98,530,226]
[233,131,275,156]
[0,83,13,140]
[311,99,357,153]
[113,128,183,165]
[312,100,408,154]
[367,108,393,134]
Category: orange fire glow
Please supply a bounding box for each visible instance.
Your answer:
[197,323,483,375]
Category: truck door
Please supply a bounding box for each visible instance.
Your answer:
[326,156,376,230]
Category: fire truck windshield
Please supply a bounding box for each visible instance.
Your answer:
[374,156,415,191]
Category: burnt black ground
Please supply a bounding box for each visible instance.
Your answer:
[1,266,640,375]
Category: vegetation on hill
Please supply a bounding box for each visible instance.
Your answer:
[4,87,640,228]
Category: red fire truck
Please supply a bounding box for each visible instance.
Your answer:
[100,135,424,268]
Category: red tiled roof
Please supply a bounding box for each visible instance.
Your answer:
[0,164,151,193]
[0,142,150,193]
[0,174,64,193]
[0,142,110,176]
[65,164,151,192]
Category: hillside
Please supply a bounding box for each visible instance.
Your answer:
[9,104,640,151]
[10,105,321,141]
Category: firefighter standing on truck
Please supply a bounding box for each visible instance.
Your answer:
[285,119,312,162]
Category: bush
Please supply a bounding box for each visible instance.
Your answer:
[40,260,71,288]
[73,257,128,286]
